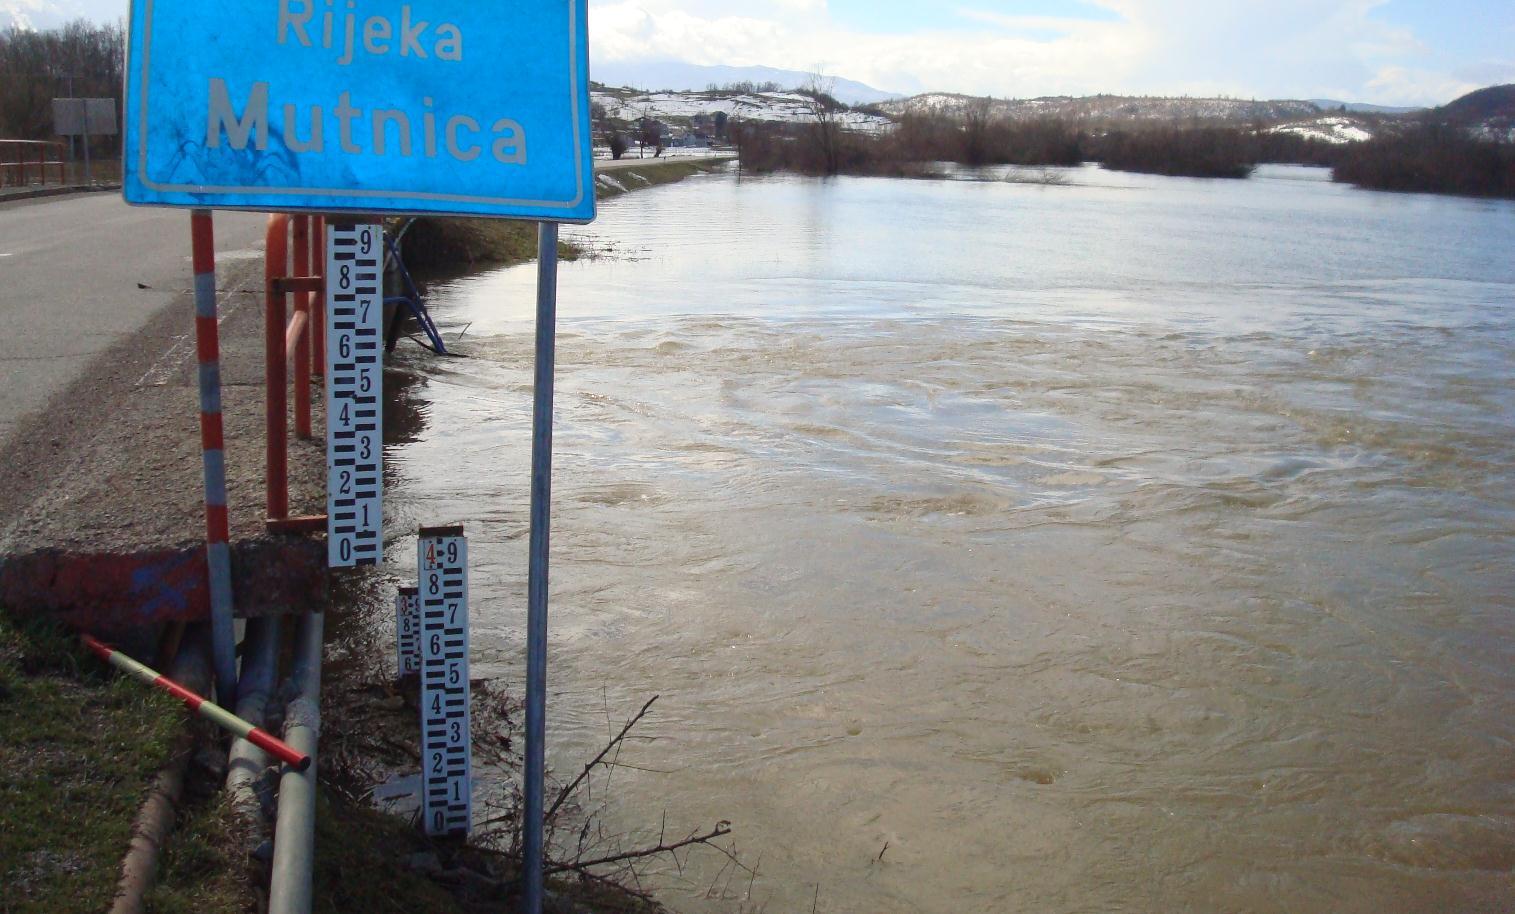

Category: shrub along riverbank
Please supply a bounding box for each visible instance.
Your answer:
[1334,126,1515,198]
[735,115,1515,197]
[733,115,1332,179]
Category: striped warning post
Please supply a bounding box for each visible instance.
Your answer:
[190,209,238,707]
[83,635,309,770]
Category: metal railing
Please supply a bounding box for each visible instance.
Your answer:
[265,214,328,534]
[0,139,68,187]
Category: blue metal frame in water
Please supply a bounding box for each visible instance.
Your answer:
[384,230,449,355]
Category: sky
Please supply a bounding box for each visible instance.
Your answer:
[4,0,1512,106]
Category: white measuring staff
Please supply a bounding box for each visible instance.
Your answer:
[395,586,420,677]
[325,220,384,568]
[418,525,471,836]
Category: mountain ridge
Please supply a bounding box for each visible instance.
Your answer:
[589,62,904,107]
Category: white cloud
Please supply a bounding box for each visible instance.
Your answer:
[1364,66,1480,107]
[589,0,1483,105]
[1,0,109,30]
[1,0,1487,106]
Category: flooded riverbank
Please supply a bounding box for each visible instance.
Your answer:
[384,163,1515,912]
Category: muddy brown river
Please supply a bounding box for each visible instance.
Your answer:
[383,164,1515,912]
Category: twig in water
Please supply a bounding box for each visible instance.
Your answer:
[546,695,659,821]
[877,841,890,863]
[544,821,731,875]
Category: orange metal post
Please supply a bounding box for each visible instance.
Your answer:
[265,214,290,520]
[311,216,326,376]
[292,216,312,440]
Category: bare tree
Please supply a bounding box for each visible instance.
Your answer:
[638,115,663,158]
[0,20,125,158]
[800,71,844,175]
[961,96,995,166]
[608,131,629,160]
[634,104,658,158]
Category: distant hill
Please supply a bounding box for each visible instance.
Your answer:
[591,86,892,134]
[1309,99,1424,115]
[877,93,1321,125]
[1432,84,1515,140]
[590,62,903,107]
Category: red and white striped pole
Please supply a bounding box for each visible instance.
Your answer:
[191,209,238,707]
[82,635,309,771]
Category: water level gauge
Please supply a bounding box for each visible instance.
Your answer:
[418,525,471,836]
[325,220,384,568]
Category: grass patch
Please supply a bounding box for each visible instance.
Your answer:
[144,790,253,914]
[0,613,181,914]
[399,158,731,272]
[398,219,584,273]
[593,159,730,199]
[311,794,663,914]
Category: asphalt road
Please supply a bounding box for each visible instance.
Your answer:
[0,192,266,443]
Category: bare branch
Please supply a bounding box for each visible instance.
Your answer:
[545,821,732,876]
[546,694,659,821]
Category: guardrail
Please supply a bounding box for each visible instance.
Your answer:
[265,214,328,535]
[0,139,68,187]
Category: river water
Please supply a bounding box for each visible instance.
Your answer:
[385,164,1515,912]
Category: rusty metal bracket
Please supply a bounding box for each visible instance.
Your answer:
[266,515,328,535]
[272,276,324,295]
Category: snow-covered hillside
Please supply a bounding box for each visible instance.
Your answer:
[593,88,892,133]
[590,63,902,107]
[877,93,1322,124]
[1268,116,1374,144]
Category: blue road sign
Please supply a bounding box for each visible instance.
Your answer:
[124,0,595,222]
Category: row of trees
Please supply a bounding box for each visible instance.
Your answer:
[0,21,124,155]
[735,100,1515,198]
[703,80,784,95]
[1334,126,1515,197]
[734,114,1341,179]
[591,101,733,160]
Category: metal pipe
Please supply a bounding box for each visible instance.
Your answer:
[292,216,312,440]
[265,214,290,520]
[110,628,211,914]
[522,221,559,914]
[191,209,238,707]
[227,615,282,803]
[269,611,324,914]
[284,312,309,373]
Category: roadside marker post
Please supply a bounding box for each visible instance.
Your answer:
[418,526,471,837]
[325,221,385,569]
[83,635,310,771]
[189,210,238,707]
[396,586,421,677]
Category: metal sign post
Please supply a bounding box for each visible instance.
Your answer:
[52,97,117,185]
[522,222,559,912]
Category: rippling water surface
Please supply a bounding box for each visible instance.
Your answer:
[385,164,1515,912]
